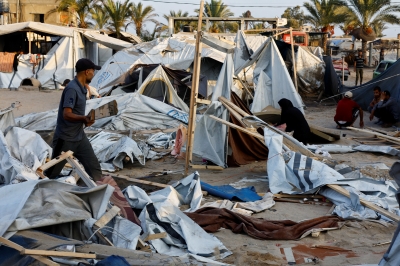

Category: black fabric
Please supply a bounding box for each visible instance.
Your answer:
[12,53,19,72]
[375,107,397,124]
[341,58,400,111]
[277,98,310,144]
[45,134,102,181]
[323,56,341,97]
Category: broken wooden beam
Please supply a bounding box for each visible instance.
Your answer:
[103,172,169,188]
[348,127,400,145]
[143,232,168,242]
[327,184,400,222]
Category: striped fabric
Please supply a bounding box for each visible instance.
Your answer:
[355,56,364,69]
[0,52,15,73]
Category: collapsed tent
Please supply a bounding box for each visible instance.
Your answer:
[91,36,226,96]
[341,58,400,110]
[0,22,133,89]
[15,93,188,131]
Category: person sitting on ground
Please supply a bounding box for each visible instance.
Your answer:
[276,98,310,144]
[368,86,382,113]
[369,90,400,127]
[334,91,364,129]
[85,83,101,99]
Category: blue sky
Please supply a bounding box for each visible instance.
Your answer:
[131,0,400,38]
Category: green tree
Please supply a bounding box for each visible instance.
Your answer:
[102,0,132,38]
[57,0,96,28]
[195,0,234,33]
[129,2,158,37]
[344,0,400,54]
[281,6,305,29]
[303,0,347,52]
[163,10,189,33]
[91,5,109,29]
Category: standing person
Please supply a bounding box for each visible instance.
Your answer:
[45,58,102,181]
[368,86,382,113]
[276,98,310,144]
[334,91,364,129]
[369,90,400,127]
[354,50,365,86]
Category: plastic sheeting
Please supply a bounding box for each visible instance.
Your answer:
[15,93,187,131]
[307,144,400,157]
[295,46,325,94]
[5,127,52,171]
[211,54,235,102]
[0,179,113,237]
[83,31,133,51]
[0,105,15,131]
[244,38,304,113]
[92,36,227,95]
[137,65,189,112]
[124,172,203,212]
[0,22,74,37]
[0,130,38,185]
[201,181,262,202]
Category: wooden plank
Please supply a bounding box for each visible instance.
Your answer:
[273,193,324,199]
[348,127,400,145]
[144,232,168,242]
[327,184,400,222]
[104,172,169,188]
[23,249,96,259]
[309,123,341,139]
[310,126,335,142]
[196,98,211,105]
[190,164,224,170]
[94,206,120,229]
[0,237,60,266]
[137,238,151,252]
[66,157,97,188]
[36,151,74,178]
[184,0,205,175]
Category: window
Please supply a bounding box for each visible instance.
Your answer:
[293,35,305,44]
[376,63,386,73]
[33,14,44,23]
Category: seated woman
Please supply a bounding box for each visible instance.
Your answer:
[276,98,310,144]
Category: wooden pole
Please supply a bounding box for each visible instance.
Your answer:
[185,0,204,175]
[289,28,298,92]
[28,31,32,54]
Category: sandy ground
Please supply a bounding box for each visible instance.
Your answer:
[1,70,398,265]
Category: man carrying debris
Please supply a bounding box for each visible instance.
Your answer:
[45,58,102,181]
[334,91,364,129]
[369,90,400,127]
[354,50,365,86]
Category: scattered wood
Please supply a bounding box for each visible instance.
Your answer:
[309,126,336,142]
[36,151,74,178]
[136,238,151,252]
[143,232,168,242]
[190,164,224,170]
[22,249,96,259]
[348,127,400,145]
[104,172,168,188]
[309,123,341,140]
[92,206,121,246]
[311,231,320,238]
[273,193,324,199]
[311,245,352,252]
[0,237,59,266]
[327,184,400,222]
[372,241,391,247]
[326,204,336,216]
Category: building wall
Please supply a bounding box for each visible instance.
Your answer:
[7,0,69,26]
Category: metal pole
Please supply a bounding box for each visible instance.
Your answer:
[184,0,204,175]
[369,42,373,67]
[342,55,345,83]
[290,28,298,92]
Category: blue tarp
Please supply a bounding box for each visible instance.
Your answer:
[96,255,130,266]
[200,181,262,202]
[341,59,400,110]
[0,235,37,266]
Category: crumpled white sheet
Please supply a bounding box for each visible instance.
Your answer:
[0,130,38,185]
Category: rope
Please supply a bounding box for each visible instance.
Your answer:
[319,73,400,103]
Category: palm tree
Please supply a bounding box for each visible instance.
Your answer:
[129,2,158,37]
[195,0,234,33]
[57,0,96,28]
[344,0,400,54]
[303,0,347,52]
[102,0,132,38]
[163,10,189,33]
[91,5,109,29]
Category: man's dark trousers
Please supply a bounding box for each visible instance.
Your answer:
[45,134,102,181]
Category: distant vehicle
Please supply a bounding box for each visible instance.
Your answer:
[373,60,396,79]
[332,58,350,81]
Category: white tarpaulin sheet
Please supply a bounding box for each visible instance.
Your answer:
[15,93,187,131]
[92,36,226,95]
[0,130,38,185]
[0,179,113,237]
[0,22,74,37]
[137,65,189,112]
[83,31,133,51]
[248,38,304,113]
[0,105,15,131]
[5,127,52,171]
[211,54,235,102]
[295,46,325,94]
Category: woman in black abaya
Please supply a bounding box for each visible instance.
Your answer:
[276,98,310,144]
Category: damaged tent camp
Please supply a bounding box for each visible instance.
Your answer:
[0,22,134,89]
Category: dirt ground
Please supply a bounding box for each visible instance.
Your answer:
[1,69,398,265]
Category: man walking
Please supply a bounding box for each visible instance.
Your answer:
[46,58,102,181]
[354,50,365,86]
